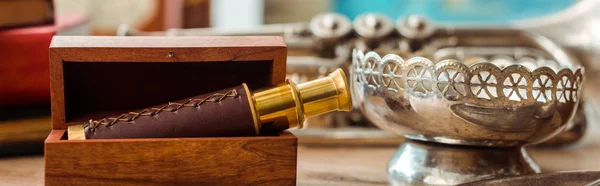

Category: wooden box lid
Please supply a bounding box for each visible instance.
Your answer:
[49,36,287,130]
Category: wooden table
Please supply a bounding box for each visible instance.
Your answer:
[2,132,600,186]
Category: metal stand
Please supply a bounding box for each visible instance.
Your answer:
[387,139,540,185]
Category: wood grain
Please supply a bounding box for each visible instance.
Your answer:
[8,134,600,186]
[50,36,287,129]
[45,130,297,186]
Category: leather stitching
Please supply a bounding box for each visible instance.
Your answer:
[88,89,240,132]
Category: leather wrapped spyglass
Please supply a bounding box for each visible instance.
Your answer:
[68,69,351,140]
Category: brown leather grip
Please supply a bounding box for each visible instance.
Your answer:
[83,85,257,139]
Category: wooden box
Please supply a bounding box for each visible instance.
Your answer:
[45,36,297,185]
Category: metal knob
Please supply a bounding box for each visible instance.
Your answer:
[353,13,395,39]
[396,15,436,39]
[309,13,352,40]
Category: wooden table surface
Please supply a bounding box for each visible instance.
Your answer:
[1,133,600,186]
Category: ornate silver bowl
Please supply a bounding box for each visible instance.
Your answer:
[353,49,583,146]
[351,34,584,184]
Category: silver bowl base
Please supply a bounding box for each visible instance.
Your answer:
[388,139,541,186]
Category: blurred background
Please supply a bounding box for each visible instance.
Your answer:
[1,0,598,156]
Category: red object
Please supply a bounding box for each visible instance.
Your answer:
[0,25,55,106]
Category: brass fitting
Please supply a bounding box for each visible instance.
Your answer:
[251,68,352,131]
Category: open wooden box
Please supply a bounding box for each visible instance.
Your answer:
[45,36,297,185]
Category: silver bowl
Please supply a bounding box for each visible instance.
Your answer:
[352,49,583,146]
[351,47,584,185]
